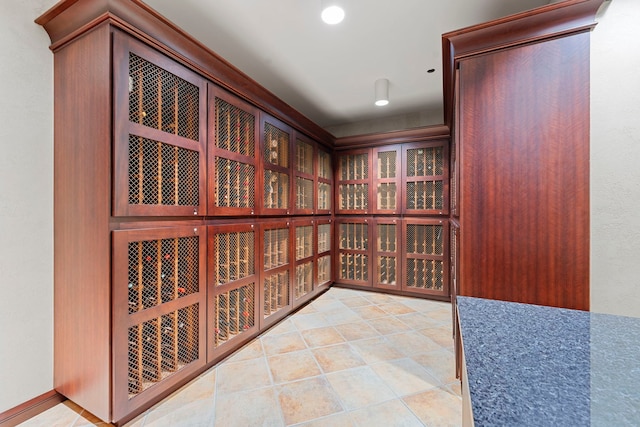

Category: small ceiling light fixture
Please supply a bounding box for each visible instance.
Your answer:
[374,78,389,106]
[321,0,345,25]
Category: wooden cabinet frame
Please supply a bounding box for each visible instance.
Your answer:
[372,218,402,291]
[335,148,373,214]
[372,145,401,214]
[335,217,372,287]
[293,133,317,215]
[315,218,333,291]
[401,141,449,216]
[259,114,294,215]
[316,147,333,215]
[292,218,316,306]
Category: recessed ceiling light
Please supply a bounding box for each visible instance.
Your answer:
[321,2,345,25]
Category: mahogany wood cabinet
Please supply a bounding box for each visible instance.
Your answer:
[442,0,604,311]
[37,0,334,424]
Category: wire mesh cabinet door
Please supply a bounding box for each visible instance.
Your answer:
[208,85,259,216]
[401,141,449,216]
[293,133,316,215]
[335,218,372,287]
[260,114,293,215]
[315,219,333,291]
[293,218,316,306]
[113,32,207,217]
[112,226,207,421]
[372,145,401,214]
[373,218,402,291]
[401,218,449,297]
[336,149,372,214]
[259,220,293,329]
[316,147,333,215]
[207,223,260,361]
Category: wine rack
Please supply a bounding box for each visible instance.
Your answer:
[295,261,314,299]
[296,225,314,261]
[403,220,448,296]
[337,219,370,285]
[262,116,291,213]
[261,222,292,323]
[210,228,255,287]
[403,142,448,214]
[317,223,331,254]
[212,283,256,348]
[316,220,332,288]
[209,87,258,215]
[317,255,331,286]
[373,146,400,213]
[317,149,332,213]
[128,303,200,397]
[294,221,315,301]
[374,219,400,289]
[295,136,315,213]
[115,38,206,217]
[337,150,370,213]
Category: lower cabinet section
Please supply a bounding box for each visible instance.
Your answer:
[335,217,449,299]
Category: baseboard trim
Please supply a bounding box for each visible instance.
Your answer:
[0,390,65,427]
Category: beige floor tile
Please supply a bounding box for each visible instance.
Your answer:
[400,298,450,313]
[366,316,412,335]
[321,307,362,326]
[268,350,322,383]
[340,296,373,308]
[327,287,363,299]
[312,343,366,373]
[362,293,396,305]
[325,366,396,410]
[394,311,446,330]
[447,381,462,397]
[370,358,440,396]
[18,401,80,427]
[216,357,272,394]
[290,312,331,331]
[226,338,265,362]
[349,337,405,364]
[403,386,462,427]
[334,321,381,341]
[385,331,443,356]
[351,305,388,320]
[411,350,457,386]
[143,397,214,427]
[301,326,345,348]
[348,399,423,427]
[419,325,455,351]
[214,387,283,427]
[310,298,348,312]
[277,377,343,425]
[264,318,297,336]
[296,411,357,427]
[262,331,308,356]
[297,303,319,314]
[377,302,416,315]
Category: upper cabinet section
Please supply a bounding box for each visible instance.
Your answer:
[260,114,293,215]
[336,148,371,214]
[316,147,333,214]
[208,85,259,216]
[113,32,207,217]
[373,145,401,214]
[402,141,448,215]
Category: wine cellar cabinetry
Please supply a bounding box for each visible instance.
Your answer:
[402,141,448,215]
[316,219,333,289]
[336,218,371,286]
[317,147,333,214]
[402,219,448,297]
[373,146,401,214]
[260,221,293,327]
[261,115,293,215]
[373,218,401,290]
[294,135,315,214]
[337,149,371,214]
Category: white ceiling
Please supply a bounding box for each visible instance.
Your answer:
[144,0,549,131]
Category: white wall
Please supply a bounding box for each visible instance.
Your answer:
[591,0,640,317]
[0,0,57,413]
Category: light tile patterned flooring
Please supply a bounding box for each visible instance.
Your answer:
[19,287,461,427]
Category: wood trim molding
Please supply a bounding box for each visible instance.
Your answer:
[441,0,605,127]
[36,0,335,147]
[0,391,65,427]
[334,124,450,150]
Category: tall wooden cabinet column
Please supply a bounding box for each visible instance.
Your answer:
[443,0,605,311]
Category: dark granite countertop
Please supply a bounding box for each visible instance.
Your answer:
[457,296,640,426]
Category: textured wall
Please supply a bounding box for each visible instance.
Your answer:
[590,0,640,317]
[0,0,56,413]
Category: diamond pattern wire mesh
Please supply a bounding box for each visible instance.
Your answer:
[295,262,313,299]
[128,303,199,397]
[128,237,199,314]
[377,224,397,252]
[214,97,255,156]
[128,53,199,141]
[318,182,331,211]
[296,225,313,261]
[340,153,368,181]
[317,255,331,285]
[339,183,368,210]
[296,177,314,210]
[339,223,368,250]
[213,231,254,286]
[378,256,397,286]
[406,146,444,177]
[264,228,289,270]
[128,135,199,206]
[215,157,255,208]
[296,139,313,174]
[339,253,368,282]
[264,123,289,167]
[406,180,444,210]
[377,150,397,179]
[405,259,444,290]
[264,170,289,209]
[406,224,444,255]
[317,224,331,253]
[318,150,332,180]
[213,283,255,347]
[264,270,289,318]
[377,183,397,210]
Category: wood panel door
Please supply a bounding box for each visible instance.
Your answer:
[457,32,590,310]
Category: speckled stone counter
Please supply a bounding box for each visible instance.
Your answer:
[457,296,640,426]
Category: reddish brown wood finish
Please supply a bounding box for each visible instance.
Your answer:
[457,33,590,310]
[293,133,317,216]
[335,148,373,215]
[371,145,402,215]
[334,124,449,150]
[259,114,294,216]
[36,0,334,147]
[401,141,449,216]
[371,217,402,292]
[53,23,112,422]
[0,390,65,427]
